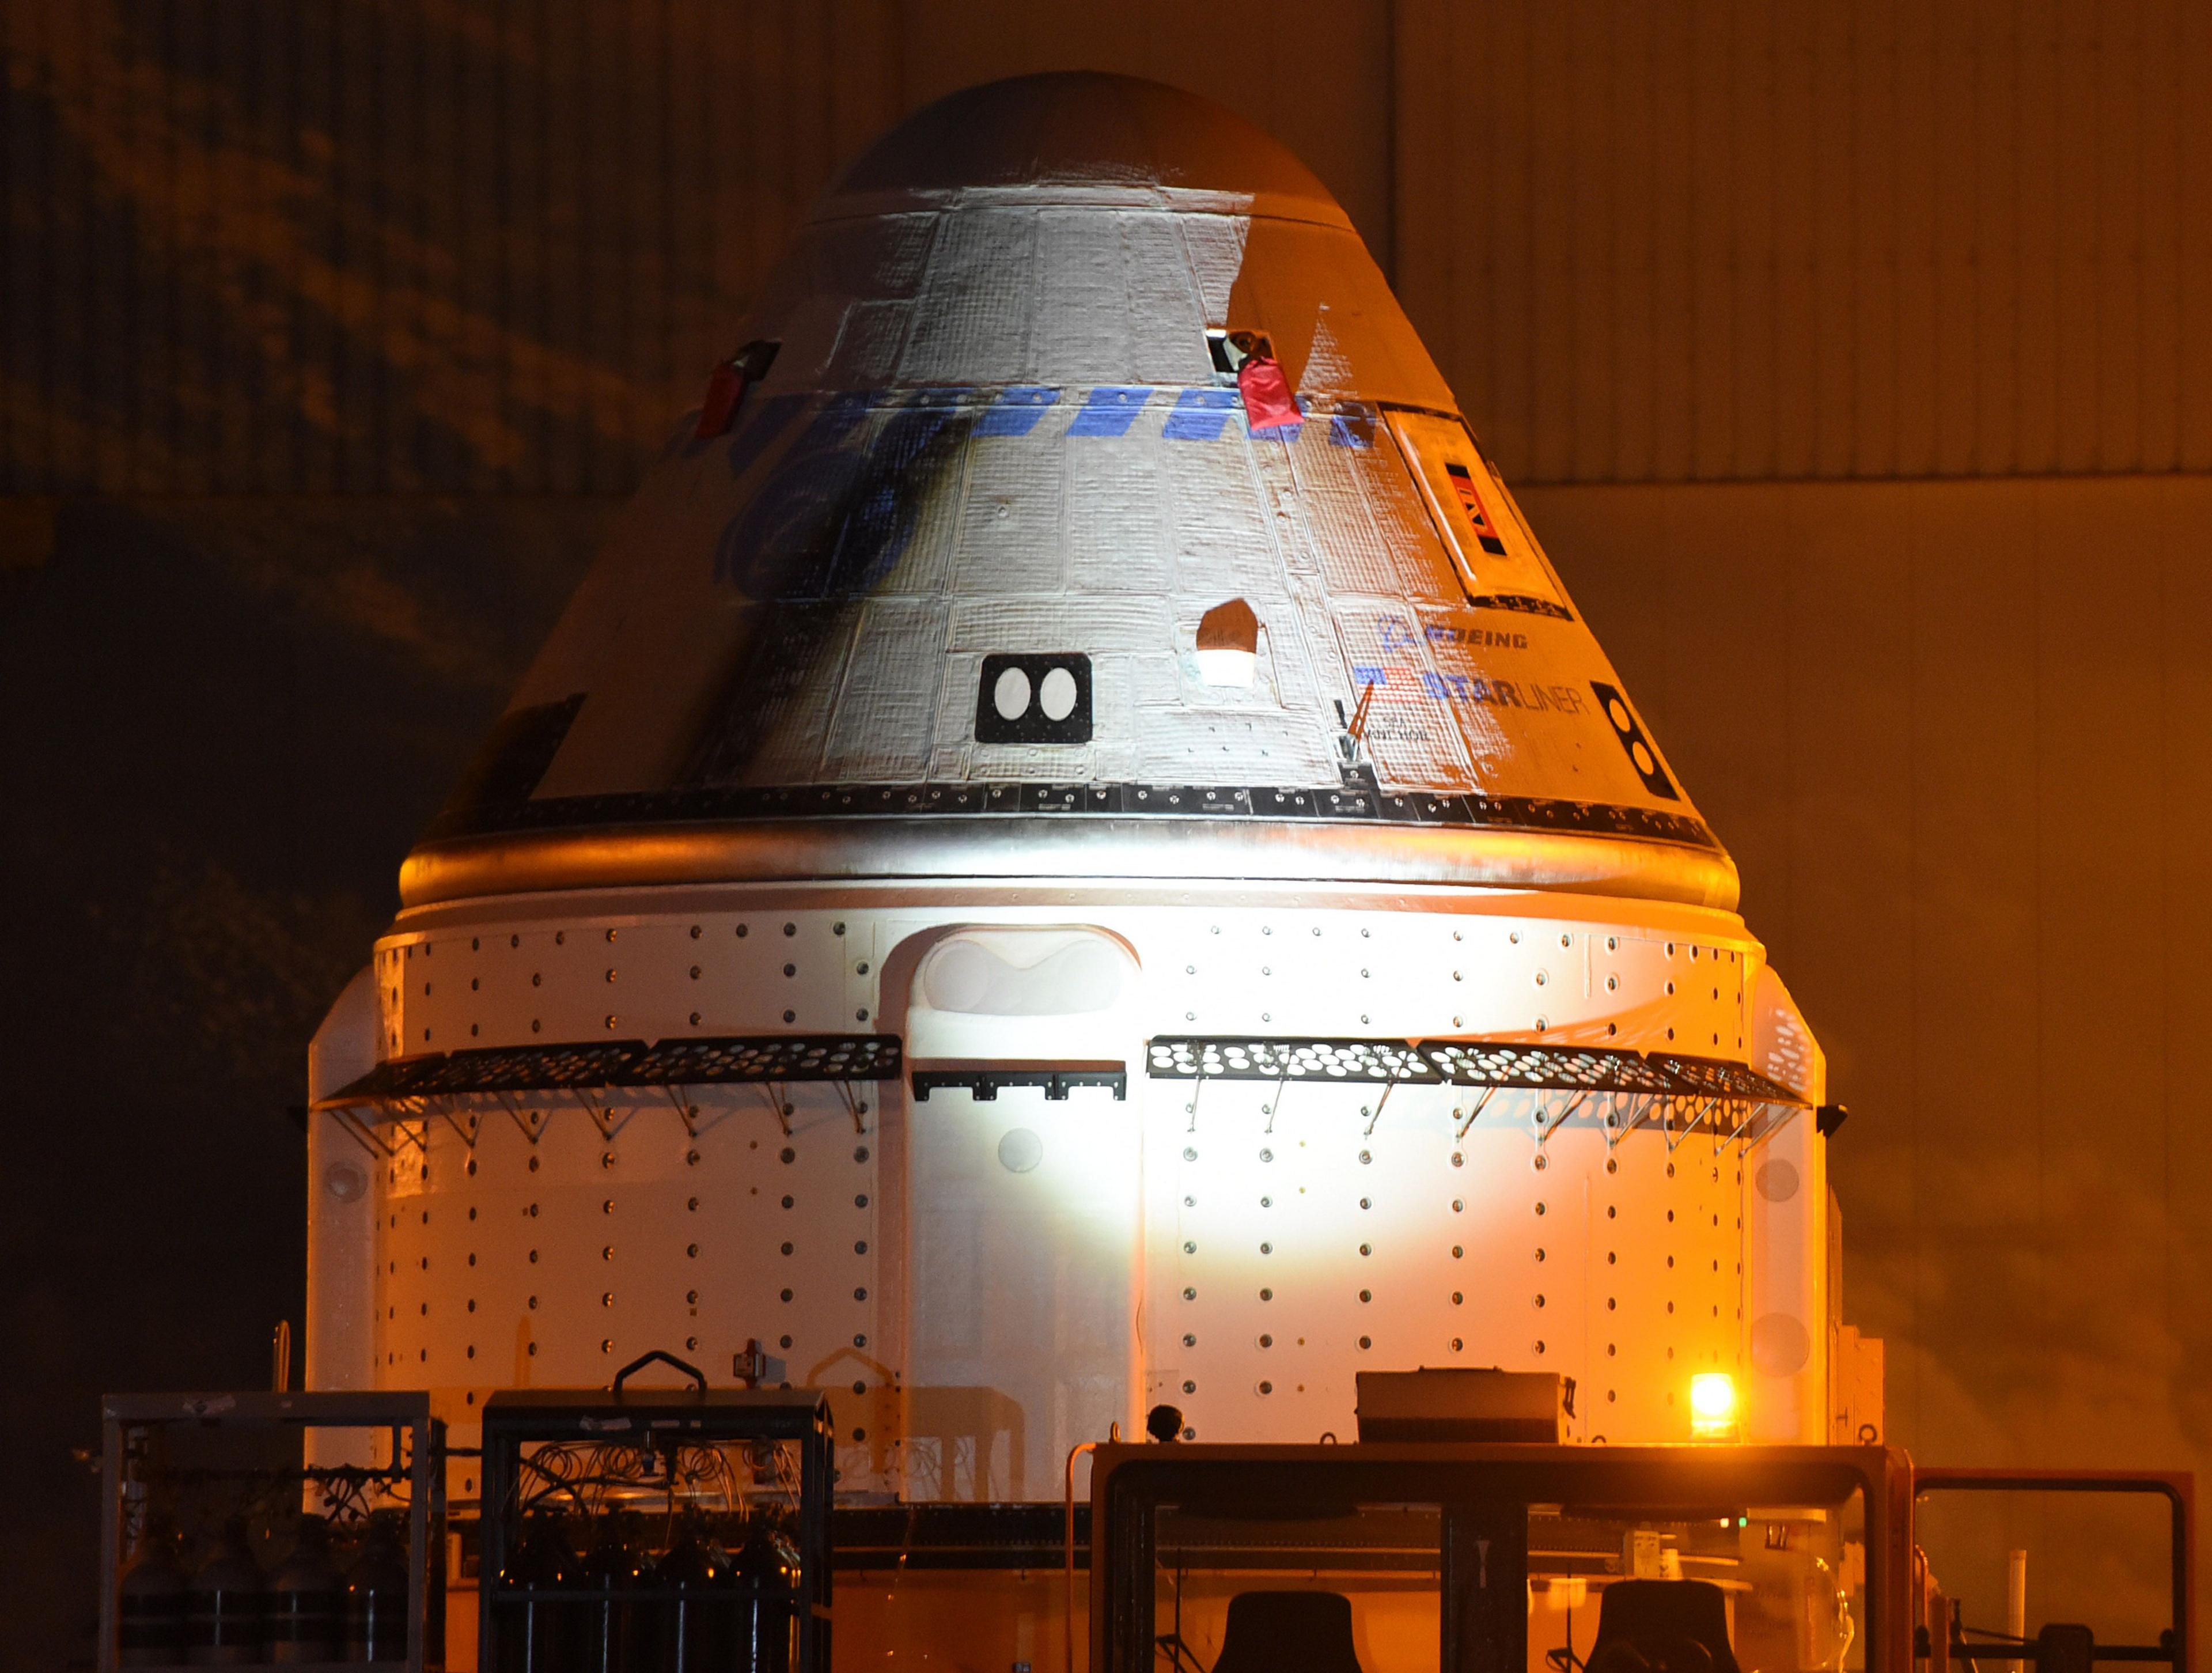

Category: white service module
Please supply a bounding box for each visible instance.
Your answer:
[306,73,1843,1513]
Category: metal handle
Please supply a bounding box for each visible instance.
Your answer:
[611,1349,708,1394]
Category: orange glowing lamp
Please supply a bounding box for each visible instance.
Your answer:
[1689,1373,1740,1441]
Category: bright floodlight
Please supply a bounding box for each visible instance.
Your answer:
[1690,1373,1740,1440]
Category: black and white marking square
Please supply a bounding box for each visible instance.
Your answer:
[976,653,1093,744]
[1590,680,1679,800]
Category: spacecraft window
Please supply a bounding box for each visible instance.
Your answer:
[975,653,1093,743]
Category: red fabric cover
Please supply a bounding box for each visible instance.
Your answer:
[695,362,748,438]
[1237,354,1301,433]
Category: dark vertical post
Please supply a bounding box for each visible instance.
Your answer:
[1443,1501,1527,1673]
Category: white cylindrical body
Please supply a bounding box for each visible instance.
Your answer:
[304,75,1838,1523]
[329,877,1812,1492]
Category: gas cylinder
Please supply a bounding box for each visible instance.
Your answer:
[266,1513,343,1663]
[184,1518,264,1666]
[342,1511,410,1663]
[118,1514,188,1667]
[729,1516,798,1673]
[494,1513,577,1673]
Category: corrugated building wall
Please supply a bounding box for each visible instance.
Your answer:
[6,0,2210,493]
[1397,0,2212,481]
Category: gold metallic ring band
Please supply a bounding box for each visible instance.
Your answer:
[398,818,1740,911]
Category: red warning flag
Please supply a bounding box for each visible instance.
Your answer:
[1444,462,1509,556]
[695,359,749,440]
[1237,354,1301,433]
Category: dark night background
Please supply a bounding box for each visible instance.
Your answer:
[0,497,605,1663]
[8,1,2212,1664]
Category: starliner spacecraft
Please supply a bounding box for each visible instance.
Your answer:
[313,63,1844,1660]
[99,69,2189,1673]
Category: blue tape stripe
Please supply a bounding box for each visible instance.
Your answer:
[1068,386,1156,438]
[1162,387,1240,442]
[1329,405,1376,449]
[974,386,1061,437]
